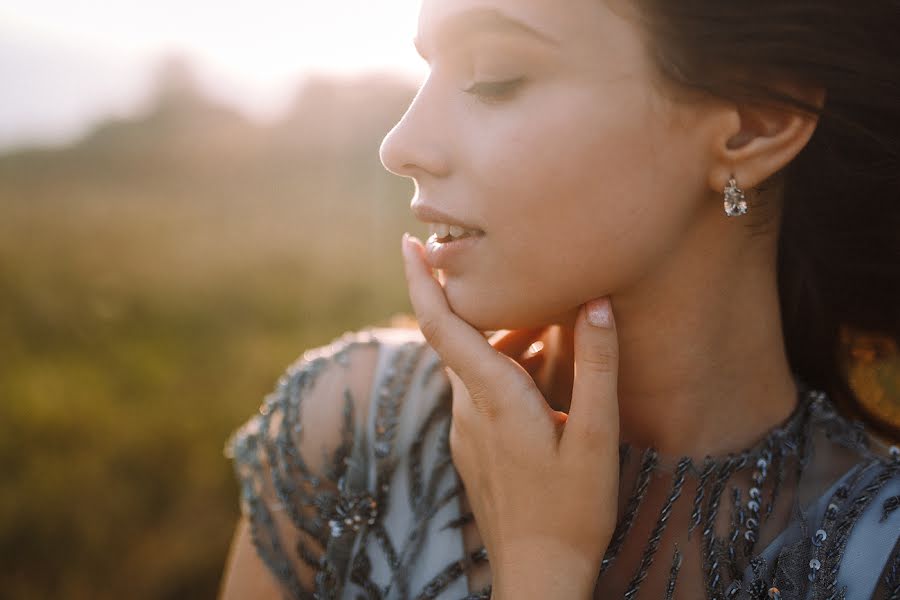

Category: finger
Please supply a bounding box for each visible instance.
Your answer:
[401,234,515,392]
[561,297,620,455]
[445,365,512,424]
[488,329,549,383]
[519,351,547,374]
[445,367,469,412]
[521,352,554,399]
[488,327,548,359]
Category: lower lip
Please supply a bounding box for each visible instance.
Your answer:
[424,233,484,269]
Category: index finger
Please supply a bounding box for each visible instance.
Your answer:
[401,234,513,389]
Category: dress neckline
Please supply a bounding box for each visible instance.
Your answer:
[618,374,832,476]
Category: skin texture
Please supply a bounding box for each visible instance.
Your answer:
[403,237,621,598]
[217,1,828,597]
[381,0,825,596]
[380,0,823,459]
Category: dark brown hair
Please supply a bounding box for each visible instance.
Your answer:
[631,1,900,436]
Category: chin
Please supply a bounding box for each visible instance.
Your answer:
[442,278,578,332]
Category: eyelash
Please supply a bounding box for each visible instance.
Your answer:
[462,77,526,102]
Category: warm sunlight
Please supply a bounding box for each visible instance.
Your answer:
[4,2,898,599]
[1,0,426,76]
[0,0,427,146]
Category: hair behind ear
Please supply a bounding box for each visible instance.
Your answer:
[635,0,900,438]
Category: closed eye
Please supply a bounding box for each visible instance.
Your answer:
[463,77,526,101]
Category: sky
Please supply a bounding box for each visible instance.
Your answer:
[0,0,427,149]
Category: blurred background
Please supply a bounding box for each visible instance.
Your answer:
[1,1,425,598]
[0,2,897,599]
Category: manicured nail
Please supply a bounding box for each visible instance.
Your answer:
[586,297,613,328]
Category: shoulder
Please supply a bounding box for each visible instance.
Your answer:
[221,325,447,598]
[273,324,435,396]
[810,450,900,599]
[225,325,438,463]
[805,401,900,596]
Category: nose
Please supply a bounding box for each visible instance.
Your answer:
[379,78,450,179]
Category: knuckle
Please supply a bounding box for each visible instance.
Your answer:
[471,399,500,420]
[466,377,490,400]
[580,346,618,372]
[467,380,501,420]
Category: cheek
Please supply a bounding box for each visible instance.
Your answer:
[445,87,698,328]
[494,92,674,261]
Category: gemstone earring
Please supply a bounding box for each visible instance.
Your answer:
[724,175,749,217]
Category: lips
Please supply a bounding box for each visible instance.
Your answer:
[423,230,483,270]
[410,202,484,233]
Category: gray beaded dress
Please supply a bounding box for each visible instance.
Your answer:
[225,327,900,600]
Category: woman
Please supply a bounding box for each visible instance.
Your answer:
[220,0,900,598]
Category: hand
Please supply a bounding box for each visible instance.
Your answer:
[401,234,621,598]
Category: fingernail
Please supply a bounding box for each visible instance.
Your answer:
[586,297,613,328]
[401,232,411,256]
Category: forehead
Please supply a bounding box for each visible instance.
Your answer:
[420,0,566,29]
[416,0,634,58]
[417,0,616,45]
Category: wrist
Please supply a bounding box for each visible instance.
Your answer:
[490,545,599,600]
[492,569,596,600]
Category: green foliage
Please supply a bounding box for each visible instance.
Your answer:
[0,67,418,599]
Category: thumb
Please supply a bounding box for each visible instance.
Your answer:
[561,297,620,455]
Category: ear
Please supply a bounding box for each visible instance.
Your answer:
[707,83,826,193]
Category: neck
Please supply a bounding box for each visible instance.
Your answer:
[547,203,800,461]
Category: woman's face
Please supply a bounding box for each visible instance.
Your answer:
[380,0,722,331]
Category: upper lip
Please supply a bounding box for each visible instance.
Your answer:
[411,203,484,232]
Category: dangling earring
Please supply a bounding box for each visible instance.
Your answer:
[724,175,749,217]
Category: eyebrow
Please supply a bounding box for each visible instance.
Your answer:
[413,7,560,62]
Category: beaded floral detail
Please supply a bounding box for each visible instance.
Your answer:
[228,330,900,600]
[327,488,378,538]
